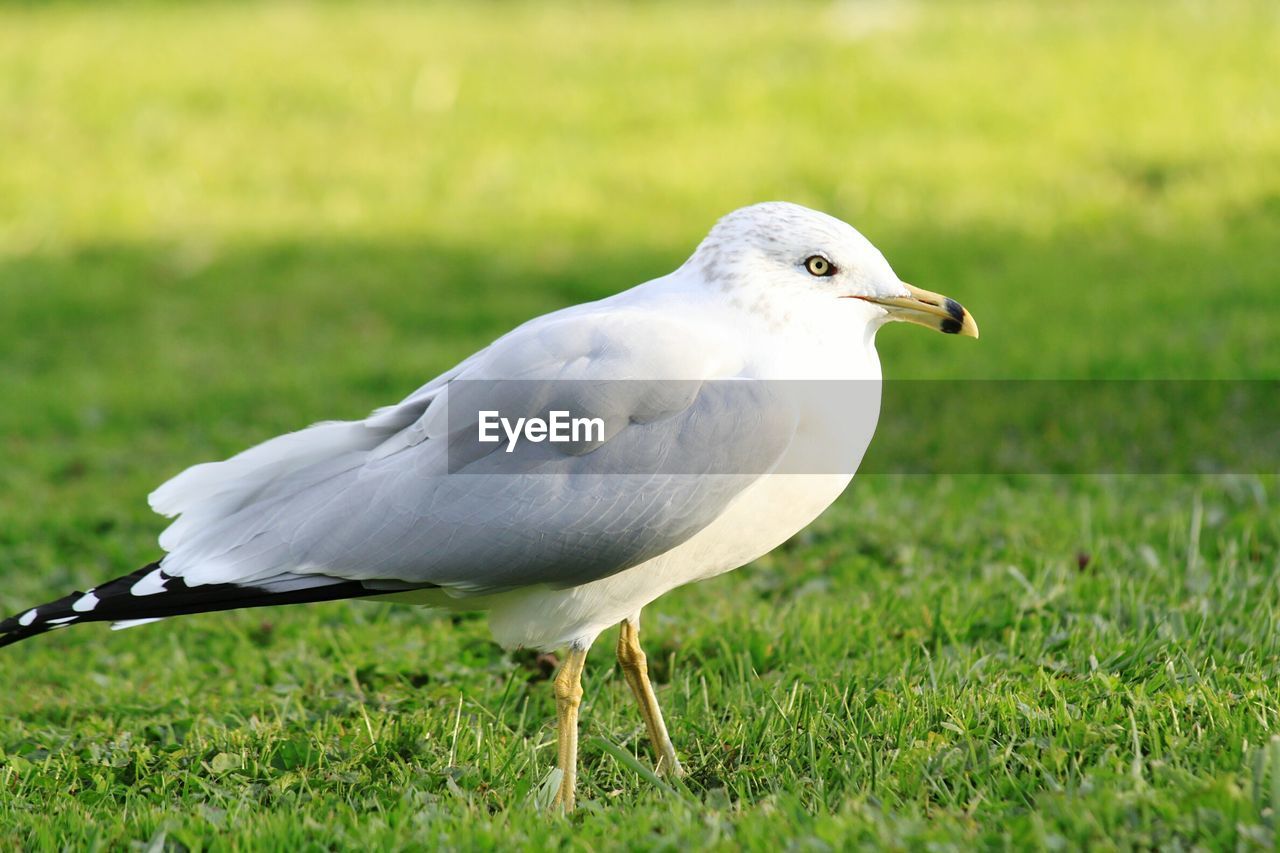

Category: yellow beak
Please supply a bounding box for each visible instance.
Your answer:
[852,283,980,338]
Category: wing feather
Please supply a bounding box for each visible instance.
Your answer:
[153,305,797,595]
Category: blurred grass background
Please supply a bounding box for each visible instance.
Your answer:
[1,0,1279,848]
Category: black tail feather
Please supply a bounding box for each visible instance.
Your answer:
[0,561,380,649]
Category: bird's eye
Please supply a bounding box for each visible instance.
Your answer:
[804,255,835,277]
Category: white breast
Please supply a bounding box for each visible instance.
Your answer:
[482,471,854,650]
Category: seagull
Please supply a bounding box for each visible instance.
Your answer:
[1,202,977,810]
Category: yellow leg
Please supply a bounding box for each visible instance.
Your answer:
[551,645,589,812]
[617,618,685,777]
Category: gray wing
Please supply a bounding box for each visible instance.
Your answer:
[160,378,798,594]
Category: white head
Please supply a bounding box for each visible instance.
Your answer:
[688,201,978,338]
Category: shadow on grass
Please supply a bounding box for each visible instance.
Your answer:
[4,204,1277,428]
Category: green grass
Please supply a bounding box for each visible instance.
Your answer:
[1,0,1279,848]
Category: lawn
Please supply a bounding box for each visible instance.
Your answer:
[1,0,1279,848]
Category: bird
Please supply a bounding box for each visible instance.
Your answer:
[1,202,977,810]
